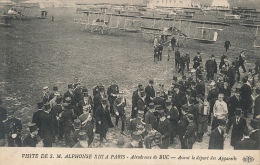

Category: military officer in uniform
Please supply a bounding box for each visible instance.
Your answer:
[5,111,22,147]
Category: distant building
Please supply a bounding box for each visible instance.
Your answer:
[147,0,192,8]
[211,0,230,8]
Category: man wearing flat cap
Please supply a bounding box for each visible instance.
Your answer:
[249,119,260,149]
[157,111,171,149]
[5,111,22,147]
[212,93,228,130]
[145,79,155,106]
[23,123,41,147]
[96,96,114,146]
[253,87,260,119]
[226,108,247,148]
[183,114,197,149]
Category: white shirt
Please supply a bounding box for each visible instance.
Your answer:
[213,100,228,119]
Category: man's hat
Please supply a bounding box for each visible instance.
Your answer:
[82,87,88,93]
[173,76,178,81]
[54,91,60,96]
[197,52,200,55]
[149,79,154,84]
[43,86,49,90]
[187,114,194,120]
[156,90,160,94]
[191,68,196,73]
[37,102,44,109]
[119,91,124,94]
[140,90,146,97]
[155,105,162,111]
[181,105,189,112]
[65,97,71,102]
[149,103,155,109]
[74,119,81,129]
[165,99,171,107]
[174,84,179,89]
[44,104,51,111]
[68,84,73,89]
[53,86,58,91]
[29,123,38,133]
[218,93,224,98]
[218,119,226,126]
[235,108,242,116]
[137,110,144,115]
[158,111,165,117]
[250,119,260,129]
[78,132,87,141]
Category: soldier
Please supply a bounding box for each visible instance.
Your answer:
[145,79,155,107]
[227,88,240,119]
[40,104,54,147]
[183,114,197,149]
[32,102,44,138]
[131,84,142,119]
[0,99,7,139]
[96,97,114,146]
[165,99,179,144]
[114,91,127,135]
[50,96,63,141]
[178,105,189,149]
[193,52,202,69]
[23,123,41,147]
[249,119,260,150]
[107,80,119,116]
[73,132,89,148]
[60,97,75,147]
[208,119,226,149]
[207,81,219,125]
[42,86,50,104]
[240,77,252,118]
[5,111,22,147]
[144,103,158,130]
[212,93,228,131]
[234,128,256,150]
[157,111,171,149]
[226,109,247,148]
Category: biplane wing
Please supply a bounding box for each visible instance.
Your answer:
[176,19,231,26]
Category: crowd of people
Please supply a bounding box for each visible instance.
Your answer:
[0,41,260,149]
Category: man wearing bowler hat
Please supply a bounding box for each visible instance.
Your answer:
[96,96,114,146]
[32,102,44,138]
[5,110,22,147]
[183,114,197,149]
[23,123,41,147]
[226,108,247,148]
[145,79,155,106]
[253,87,260,119]
[249,119,260,149]
[157,111,171,149]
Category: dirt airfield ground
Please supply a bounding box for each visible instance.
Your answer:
[0,7,259,149]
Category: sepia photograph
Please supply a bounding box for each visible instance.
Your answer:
[0,0,259,164]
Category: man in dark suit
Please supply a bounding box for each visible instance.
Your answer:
[0,99,7,139]
[226,109,247,148]
[49,96,63,140]
[208,119,226,149]
[207,81,219,125]
[172,84,185,118]
[23,123,41,147]
[238,51,246,73]
[196,77,205,98]
[193,52,202,69]
[253,87,260,119]
[144,103,157,130]
[32,102,44,138]
[114,91,127,135]
[157,111,172,149]
[175,48,181,70]
[153,91,166,108]
[78,88,93,116]
[137,90,147,114]
[227,62,236,88]
[227,88,240,119]
[235,128,256,150]
[96,97,114,146]
[40,104,54,147]
[249,119,260,150]
[107,80,119,116]
[183,114,197,149]
[178,105,189,149]
[63,84,75,106]
[131,84,142,118]
[240,77,252,118]
[145,79,155,106]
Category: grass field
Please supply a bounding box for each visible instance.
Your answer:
[0,7,259,148]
